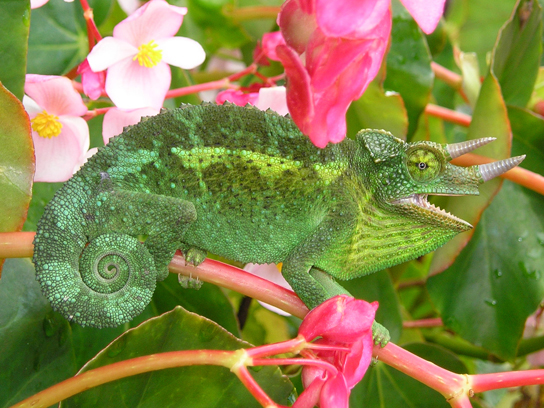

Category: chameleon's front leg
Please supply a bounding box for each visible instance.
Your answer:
[281,226,390,346]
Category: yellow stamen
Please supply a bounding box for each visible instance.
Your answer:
[31,110,62,138]
[133,40,163,68]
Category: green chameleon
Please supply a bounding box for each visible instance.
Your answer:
[33,103,524,340]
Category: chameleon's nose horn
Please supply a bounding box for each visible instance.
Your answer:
[479,155,526,182]
[446,137,496,159]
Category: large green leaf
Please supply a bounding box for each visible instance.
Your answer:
[0,259,76,408]
[61,307,294,407]
[508,105,544,175]
[346,81,408,139]
[0,0,30,100]
[351,343,467,407]
[0,83,34,235]
[427,181,544,360]
[384,0,434,139]
[491,0,542,107]
[27,0,113,75]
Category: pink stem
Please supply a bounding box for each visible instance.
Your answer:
[425,104,472,127]
[471,370,544,392]
[449,395,474,408]
[232,365,280,407]
[247,336,306,358]
[165,78,234,99]
[252,358,338,376]
[374,343,467,397]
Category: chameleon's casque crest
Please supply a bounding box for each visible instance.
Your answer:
[32,103,524,328]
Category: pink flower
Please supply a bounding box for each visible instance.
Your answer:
[102,107,160,144]
[216,86,289,116]
[297,295,378,408]
[78,59,105,100]
[87,0,205,110]
[276,0,445,147]
[23,75,89,182]
[254,32,286,65]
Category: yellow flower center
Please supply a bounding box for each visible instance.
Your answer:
[133,40,163,68]
[31,110,62,138]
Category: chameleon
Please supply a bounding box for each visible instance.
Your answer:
[33,103,524,333]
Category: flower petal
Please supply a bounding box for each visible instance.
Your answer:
[87,37,138,72]
[105,59,170,109]
[244,263,292,316]
[275,44,314,139]
[400,0,445,34]
[113,0,186,46]
[299,295,377,342]
[278,0,317,54]
[257,32,287,62]
[73,147,99,174]
[315,0,389,38]
[255,86,289,116]
[23,95,43,117]
[33,116,89,182]
[320,374,349,408]
[216,90,259,107]
[25,75,88,117]
[31,0,49,9]
[343,334,374,388]
[78,59,105,100]
[102,107,160,144]
[157,37,206,69]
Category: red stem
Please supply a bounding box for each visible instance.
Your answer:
[252,358,338,376]
[232,365,280,407]
[247,336,306,358]
[471,370,544,392]
[425,104,472,127]
[165,78,234,99]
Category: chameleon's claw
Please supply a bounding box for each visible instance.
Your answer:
[478,155,526,182]
[372,321,390,348]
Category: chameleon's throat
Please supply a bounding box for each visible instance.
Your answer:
[392,193,472,229]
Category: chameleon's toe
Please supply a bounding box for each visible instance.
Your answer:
[184,246,208,267]
[372,321,390,348]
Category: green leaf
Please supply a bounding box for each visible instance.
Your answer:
[491,0,542,107]
[61,307,294,408]
[0,0,30,100]
[23,182,62,232]
[0,83,34,235]
[385,0,434,139]
[0,259,76,408]
[427,181,544,360]
[346,81,408,140]
[342,270,403,343]
[27,1,89,75]
[430,73,510,275]
[508,105,544,175]
[351,343,467,407]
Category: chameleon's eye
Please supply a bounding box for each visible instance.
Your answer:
[406,147,442,182]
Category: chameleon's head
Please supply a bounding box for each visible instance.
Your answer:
[357,129,525,232]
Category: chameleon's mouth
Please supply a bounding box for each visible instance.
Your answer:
[393,194,472,229]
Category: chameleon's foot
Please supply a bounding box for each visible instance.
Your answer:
[372,321,390,347]
[183,247,207,267]
[178,273,204,290]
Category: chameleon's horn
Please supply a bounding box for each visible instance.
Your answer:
[478,155,526,182]
[446,137,496,159]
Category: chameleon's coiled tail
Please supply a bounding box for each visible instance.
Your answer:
[33,180,161,328]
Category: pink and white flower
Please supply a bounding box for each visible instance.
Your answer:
[23,75,89,182]
[87,0,205,110]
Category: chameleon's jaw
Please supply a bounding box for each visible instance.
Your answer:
[392,193,473,231]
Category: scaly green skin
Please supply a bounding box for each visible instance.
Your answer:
[33,103,483,331]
